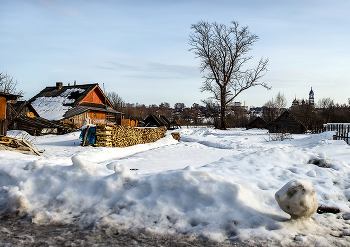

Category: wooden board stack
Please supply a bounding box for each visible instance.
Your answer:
[95,125,114,147]
[95,125,167,147]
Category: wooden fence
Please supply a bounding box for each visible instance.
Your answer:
[326,123,350,144]
[121,119,138,127]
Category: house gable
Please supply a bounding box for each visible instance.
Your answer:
[79,86,112,107]
[246,117,268,129]
[270,110,306,134]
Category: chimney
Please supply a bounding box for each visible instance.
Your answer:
[56,82,63,89]
[74,80,76,86]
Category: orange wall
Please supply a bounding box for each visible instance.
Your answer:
[80,87,108,105]
[0,97,6,120]
[89,111,106,119]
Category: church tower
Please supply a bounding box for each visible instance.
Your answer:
[309,87,314,105]
[292,96,299,107]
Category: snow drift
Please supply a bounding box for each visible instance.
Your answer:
[1,128,350,245]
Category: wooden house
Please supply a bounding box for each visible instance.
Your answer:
[0,92,20,135]
[269,110,306,134]
[144,115,171,129]
[246,117,268,130]
[29,82,123,128]
[7,101,68,135]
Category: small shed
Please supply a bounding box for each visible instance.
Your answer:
[269,110,306,134]
[246,117,268,129]
[7,101,68,136]
[0,92,20,135]
[144,115,170,129]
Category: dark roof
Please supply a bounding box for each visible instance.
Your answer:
[63,105,123,119]
[29,84,98,106]
[12,101,40,117]
[14,116,66,129]
[270,110,307,134]
[0,92,21,100]
[273,110,305,126]
[144,115,170,127]
[247,117,268,128]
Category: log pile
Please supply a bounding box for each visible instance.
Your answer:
[94,125,167,147]
[0,135,42,156]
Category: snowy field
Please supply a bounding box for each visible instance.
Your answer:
[1,128,350,246]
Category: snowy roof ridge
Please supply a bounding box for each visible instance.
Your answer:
[29,83,98,106]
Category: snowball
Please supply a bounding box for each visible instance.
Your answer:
[275,180,318,220]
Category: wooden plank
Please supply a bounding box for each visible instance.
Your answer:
[82,125,91,147]
[22,139,42,156]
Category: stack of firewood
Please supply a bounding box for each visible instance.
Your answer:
[0,135,42,156]
[94,125,167,147]
[95,125,114,147]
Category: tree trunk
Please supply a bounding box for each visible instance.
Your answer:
[220,89,227,130]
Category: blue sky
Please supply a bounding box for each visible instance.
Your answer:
[1,0,350,108]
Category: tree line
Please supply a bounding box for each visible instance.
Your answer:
[262,92,350,132]
[106,92,257,128]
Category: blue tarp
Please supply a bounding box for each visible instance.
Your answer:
[80,127,96,144]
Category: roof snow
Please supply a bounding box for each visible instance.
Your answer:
[31,88,86,121]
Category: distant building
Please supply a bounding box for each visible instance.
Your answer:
[246,117,268,130]
[269,110,306,134]
[291,87,314,107]
[309,87,314,105]
[230,102,248,111]
[292,97,299,107]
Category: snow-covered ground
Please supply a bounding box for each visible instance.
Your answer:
[1,128,350,246]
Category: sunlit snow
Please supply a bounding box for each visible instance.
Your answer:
[1,128,350,245]
[31,88,85,120]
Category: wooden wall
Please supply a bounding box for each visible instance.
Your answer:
[80,87,106,105]
[0,97,6,120]
[89,111,106,119]
[270,112,306,134]
[64,111,110,128]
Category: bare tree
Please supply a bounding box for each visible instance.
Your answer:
[174,103,185,110]
[106,92,124,112]
[189,20,269,129]
[0,72,23,95]
[262,98,277,123]
[275,92,287,110]
[317,97,334,109]
[262,92,286,123]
